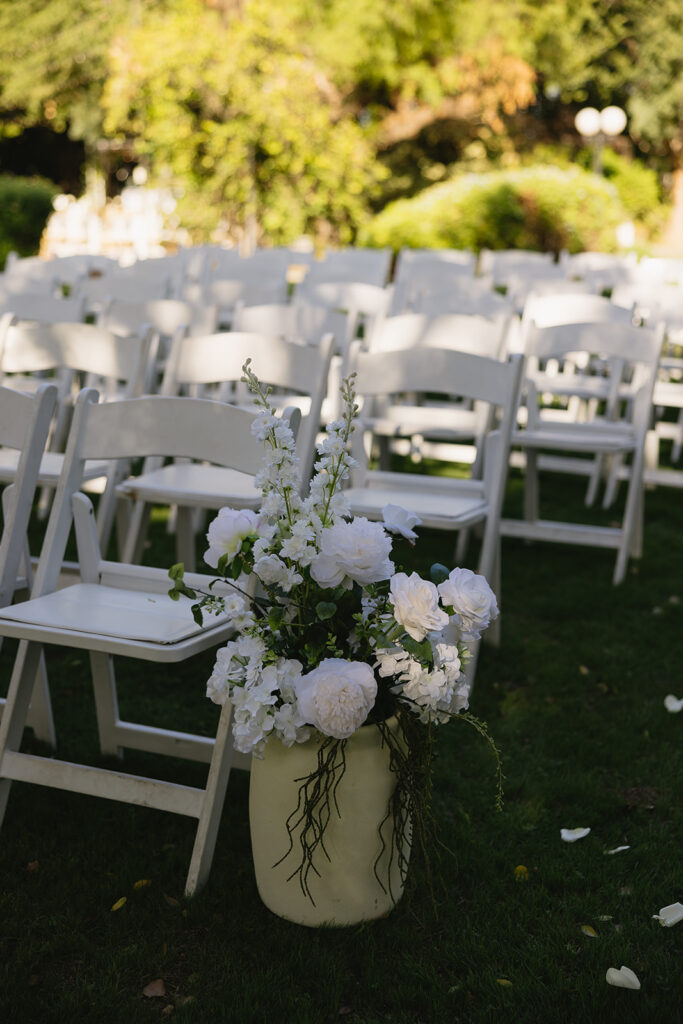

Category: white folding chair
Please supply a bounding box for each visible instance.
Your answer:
[0,390,300,896]
[0,319,154,550]
[117,331,334,568]
[342,344,524,653]
[0,382,58,745]
[501,319,664,584]
[304,247,393,288]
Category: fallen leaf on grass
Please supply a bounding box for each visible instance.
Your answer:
[110,897,127,912]
[133,879,152,890]
[161,1006,174,1017]
[664,694,683,713]
[581,925,598,938]
[561,827,590,843]
[496,979,513,987]
[338,1007,354,1016]
[143,979,166,998]
[668,594,680,605]
[163,894,180,907]
[597,915,613,921]
[579,665,590,676]
[513,864,529,881]
[26,860,39,872]
[604,846,630,855]
[606,966,640,990]
[652,902,683,927]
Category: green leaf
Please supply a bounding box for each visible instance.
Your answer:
[217,552,230,576]
[267,606,285,630]
[430,563,450,585]
[168,588,180,602]
[168,562,185,581]
[191,604,204,627]
[315,601,337,621]
[231,556,243,580]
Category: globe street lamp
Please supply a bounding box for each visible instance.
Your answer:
[575,105,627,173]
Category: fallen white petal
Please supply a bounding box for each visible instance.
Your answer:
[664,694,683,713]
[652,902,683,927]
[561,827,591,843]
[606,966,640,990]
[604,845,630,855]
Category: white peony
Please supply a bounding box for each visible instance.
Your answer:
[437,568,498,638]
[310,517,394,589]
[204,507,260,569]
[382,504,421,542]
[389,572,449,641]
[294,658,377,739]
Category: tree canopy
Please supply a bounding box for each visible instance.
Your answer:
[0,0,681,243]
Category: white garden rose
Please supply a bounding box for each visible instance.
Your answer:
[389,572,449,641]
[438,568,498,638]
[294,658,377,739]
[309,517,394,589]
[204,507,260,569]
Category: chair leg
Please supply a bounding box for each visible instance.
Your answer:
[613,469,644,585]
[121,499,152,565]
[89,651,123,758]
[176,506,196,572]
[25,651,56,749]
[185,701,236,896]
[0,640,45,827]
[523,449,539,522]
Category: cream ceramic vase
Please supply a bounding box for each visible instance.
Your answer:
[249,716,411,927]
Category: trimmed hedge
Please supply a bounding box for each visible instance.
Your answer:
[0,175,56,269]
[359,165,628,254]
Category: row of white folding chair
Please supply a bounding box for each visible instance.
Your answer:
[0,387,301,895]
[0,382,58,746]
[116,330,335,570]
[500,314,664,584]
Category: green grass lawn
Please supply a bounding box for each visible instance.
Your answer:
[0,469,681,1023]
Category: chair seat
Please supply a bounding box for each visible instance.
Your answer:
[343,485,488,529]
[0,449,110,487]
[513,422,636,454]
[0,581,235,660]
[116,463,261,509]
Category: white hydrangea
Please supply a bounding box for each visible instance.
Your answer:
[254,554,303,592]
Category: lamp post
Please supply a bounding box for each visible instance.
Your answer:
[575,105,627,173]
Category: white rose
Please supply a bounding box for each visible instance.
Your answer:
[310,517,394,589]
[204,507,260,569]
[438,568,498,638]
[389,572,449,641]
[382,504,421,542]
[294,658,377,739]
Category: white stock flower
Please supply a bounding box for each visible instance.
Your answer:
[438,567,499,638]
[295,658,377,739]
[382,504,421,542]
[204,507,260,569]
[310,518,394,589]
[279,534,316,566]
[389,572,449,641]
[254,554,303,592]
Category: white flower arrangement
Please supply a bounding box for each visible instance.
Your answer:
[169,361,502,900]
